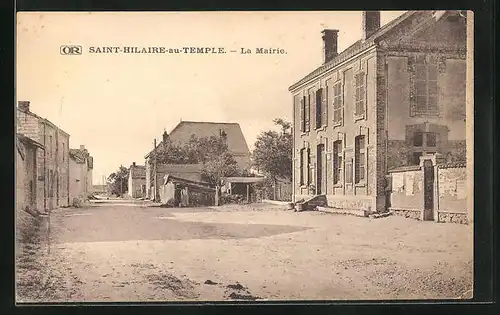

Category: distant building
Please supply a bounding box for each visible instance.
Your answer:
[69,145,94,202]
[128,162,146,198]
[289,11,467,213]
[16,101,71,210]
[147,163,204,201]
[144,121,251,199]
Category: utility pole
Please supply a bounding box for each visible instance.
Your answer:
[153,138,157,202]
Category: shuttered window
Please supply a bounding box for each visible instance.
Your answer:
[307,148,312,185]
[354,72,366,117]
[333,140,343,184]
[300,97,305,132]
[299,148,305,185]
[305,95,311,132]
[355,135,366,183]
[315,88,323,129]
[332,82,343,125]
[411,55,439,116]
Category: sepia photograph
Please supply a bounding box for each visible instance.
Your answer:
[15,10,474,302]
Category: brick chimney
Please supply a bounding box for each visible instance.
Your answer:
[80,145,85,150]
[362,11,381,41]
[132,162,136,167]
[18,101,30,112]
[322,29,339,64]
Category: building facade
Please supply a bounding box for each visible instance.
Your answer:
[69,145,94,202]
[289,11,467,213]
[144,121,251,199]
[128,162,146,198]
[17,101,71,210]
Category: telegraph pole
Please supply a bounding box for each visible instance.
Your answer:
[153,138,157,202]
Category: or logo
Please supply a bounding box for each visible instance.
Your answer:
[60,45,82,55]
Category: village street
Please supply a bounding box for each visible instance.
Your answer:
[16,202,473,302]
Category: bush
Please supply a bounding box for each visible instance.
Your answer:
[71,197,83,208]
[220,194,245,205]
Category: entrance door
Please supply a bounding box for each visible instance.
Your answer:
[423,159,434,220]
[316,144,324,194]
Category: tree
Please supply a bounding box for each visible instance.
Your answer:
[148,134,240,186]
[107,165,129,196]
[252,118,293,199]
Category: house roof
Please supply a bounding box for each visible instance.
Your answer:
[17,107,70,137]
[289,11,418,92]
[163,174,215,191]
[145,121,250,159]
[69,148,89,163]
[129,164,146,178]
[156,163,203,174]
[16,133,45,149]
[224,176,265,184]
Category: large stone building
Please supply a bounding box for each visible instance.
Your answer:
[16,101,71,210]
[289,11,467,213]
[127,162,146,198]
[144,121,251,199]
[69,145,94,202]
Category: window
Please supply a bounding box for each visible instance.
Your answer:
[427,133,437,147]
[305,93,311,132]
[413,132,423,147]
[354,72,366,117]
[413,56,438,115]
[299,97,305,132]
[355,135,366,184]
[345,162,353,184]
[62,142,65,162]
[315,88,324,129]
[409,130,440,165]
[333,140,343,185]
[332,82,343,125]
[307,148,312,185]
[299,148,305,185]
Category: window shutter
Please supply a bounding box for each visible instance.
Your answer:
[316,88,323,128]
[305,95,310,132]
[310,91,316,131]
[321,87,327,127]
[300,97,305,132]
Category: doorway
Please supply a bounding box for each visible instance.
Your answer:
[316,144,324,194]
[423,159,434,220]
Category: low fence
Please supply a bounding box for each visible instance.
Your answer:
[388,161,468,224]
[255,181,292,202]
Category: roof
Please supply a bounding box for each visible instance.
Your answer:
[224,176,265,184]
[129,164,146,178]
[388,165,422,173]
[69,148,89,163]
[163,174,215,191]
[16,133,45,149]
[145,121,250,159]
[289,11,417,91]
[437,161,466,169]
[156,163,202,174]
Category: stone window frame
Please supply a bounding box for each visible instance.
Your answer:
[408,54,441,117]
[406,123,448,166]
[353,69,368,121]
[332,79,343,127]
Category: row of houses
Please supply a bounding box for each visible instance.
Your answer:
[16,101,94,214]
[289,10,470,222]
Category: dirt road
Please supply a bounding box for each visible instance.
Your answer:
[16,203,473,302]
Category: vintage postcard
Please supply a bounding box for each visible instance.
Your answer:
[15,10,474,302]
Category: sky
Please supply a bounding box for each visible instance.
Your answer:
[16,11,406,185]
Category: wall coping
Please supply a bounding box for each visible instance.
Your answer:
[388,165,421,173]
[437,209,468,214]
[437,161,466,169]
[389,207,422,212]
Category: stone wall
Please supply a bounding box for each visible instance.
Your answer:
[391,208,422,220]
[437,211,468,224]
[437,165,467,213]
